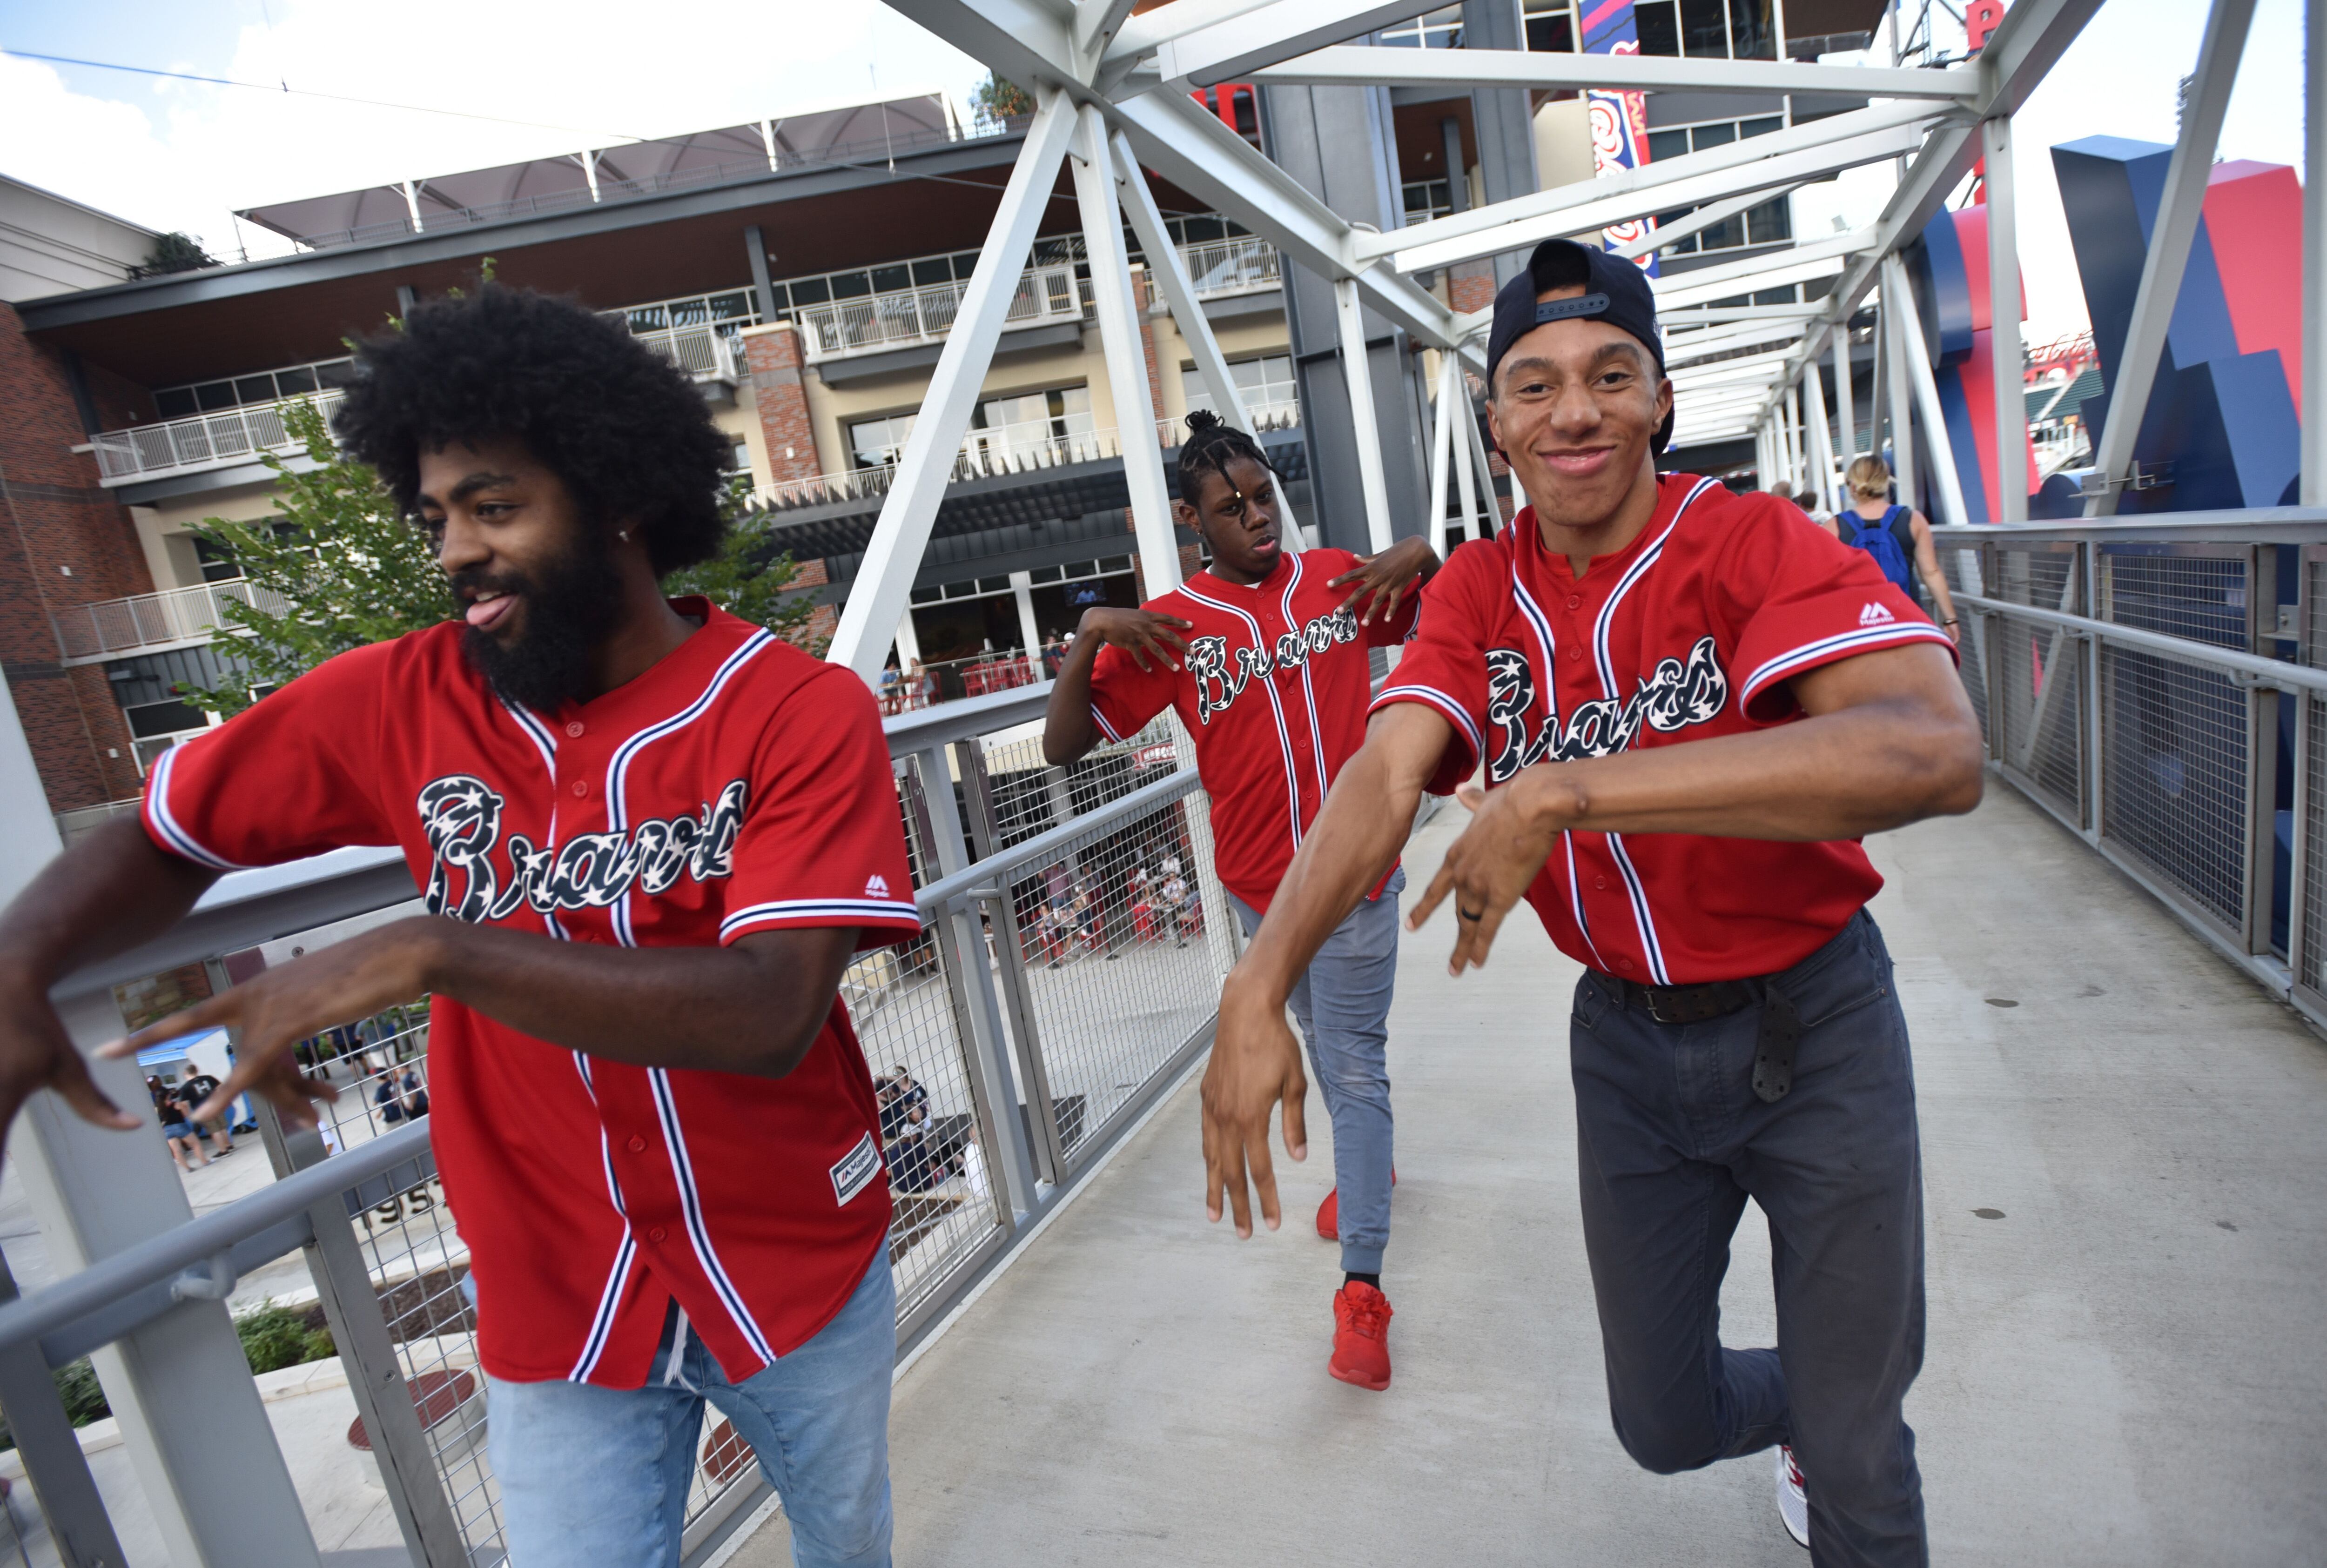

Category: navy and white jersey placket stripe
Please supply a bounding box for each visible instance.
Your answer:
[1509,572,1608,971]
[567,1053,636,1382]
[1180,583,1305,852]
[497,696,570,942]
[1281,556,1331,804]
[649,1068,779,1366]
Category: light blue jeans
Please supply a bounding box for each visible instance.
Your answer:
[1229,867,1403,1274]
[488,1249,895,1568]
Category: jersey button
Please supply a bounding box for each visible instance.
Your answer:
[1565,594,1583,611]
[565,721,585,738]
[1594,876,1609,891]
[627,1135,646,1153]
[1565,644,1583,661]
[647,1226,668,1244]
[571,779,588,797]
[1616,957,1636,973]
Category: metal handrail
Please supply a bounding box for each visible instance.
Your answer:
[1952,592,2327,694]
[1930,508,2327,545]
[0,1119,431,1363]
[915,768,1197,912]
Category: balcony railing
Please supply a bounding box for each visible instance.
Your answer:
[618,319,746,382]
[54,576,286,663]
[90,391,346,486]
[796,262,1087,364]
[1178,235,1280,300]
[758,400,1300,514]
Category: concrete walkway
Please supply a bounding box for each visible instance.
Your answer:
[727,784,2327,1568]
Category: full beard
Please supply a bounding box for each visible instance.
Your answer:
[458,544,628,713]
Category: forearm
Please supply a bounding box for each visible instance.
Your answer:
[1231,742,1426,1005]
[1041,635,1105,764]
[1923,566,1960,626]
[0,817,218,988]
[416,918,848,1077]
[1513,696,1981,843]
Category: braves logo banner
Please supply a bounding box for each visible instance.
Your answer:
[417,774,747,922]
[1583,0,1658,276]
[1483,636,1727,782]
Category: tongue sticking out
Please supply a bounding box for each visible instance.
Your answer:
[465,595,513,630]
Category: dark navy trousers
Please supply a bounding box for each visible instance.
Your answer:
[1569,911,1927,1568]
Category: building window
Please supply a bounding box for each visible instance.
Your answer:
[1378,5,1463,47]
[1650,192,1793,257]
[852,385,1095,474]
[1181,356,1299,426]
[1402,178,1453,225]
[154,357,356,421]
[1524,0,1579,52]
[849,412,919,471]
[1628,0,1780,60]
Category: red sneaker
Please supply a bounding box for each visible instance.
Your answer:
[1315,1167,1396,1241]
[1329,1282,1393,1390]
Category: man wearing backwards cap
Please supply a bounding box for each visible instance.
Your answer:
[1198,238,1979,1566]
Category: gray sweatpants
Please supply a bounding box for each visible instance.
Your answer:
[1229,868,1403,1275]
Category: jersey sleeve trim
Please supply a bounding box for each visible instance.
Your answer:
[141,744,251,871]
[719,898,924,943]
[1738,623,1957,710]
[1090,704,1126,744]
[1368,683,1484,758]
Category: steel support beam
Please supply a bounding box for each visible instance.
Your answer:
[1983,114,2029,522]
[1335,276,1396,553]
[826,89,1079,678]
[1884,281,1917,504]
[1805,351,1840,513]
[1654,252,1858,311]
[1833,325,1857,471]
[1072,103,1182,593]
[1887,252,1971,527]
[2084,0,2258,515]
[1449,356,1484,543]
[1245,43,1982,100]
[1609,183,1805,263]
[1155,0,1449,83]
[1426,350,1456,555]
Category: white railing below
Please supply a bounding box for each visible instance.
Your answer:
[53,577,287,663]
[1177,235,1279,300]
[796,263,1086,364]
[90,391,346,486]
[627,322,746,383]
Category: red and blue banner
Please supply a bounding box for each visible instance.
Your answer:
[1582,0,1657,275]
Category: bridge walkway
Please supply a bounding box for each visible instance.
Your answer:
[730,785,2327,1567]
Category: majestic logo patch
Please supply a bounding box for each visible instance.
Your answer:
[1185,603,1363,725]
[1485,635,1728,784]
[865,874,889,899]
[417,774,747,923]
[829,1132,881,1207]
[1859,602,1895,626]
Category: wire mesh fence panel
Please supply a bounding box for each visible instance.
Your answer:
[1005,787,1231,1167]
[1992,545,2079,611]
[2098,644,2249,933]
[979,716,1180,848]
[1991,611,2085,823]
[2305,695,2327,995]
[2100,548,2249,649]
[1943,549,1991,737]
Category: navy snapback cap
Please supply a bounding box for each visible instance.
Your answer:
[1485,239,1673,450]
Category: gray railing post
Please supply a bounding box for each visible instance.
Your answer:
[0,1251,128,1568]
[257,1110,471,1567]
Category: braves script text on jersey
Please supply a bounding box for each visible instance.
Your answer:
[1374,476,1956,984]
[1090,549,1418,913]
[142,601,922,1388]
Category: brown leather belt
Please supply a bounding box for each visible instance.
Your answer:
[1605,974,1805,1103]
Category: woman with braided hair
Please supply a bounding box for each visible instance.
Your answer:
[1044,409,1439,1390]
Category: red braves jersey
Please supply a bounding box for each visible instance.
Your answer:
[1375,475,1955,984]
[141,601,922,1388]
[1089,548,1417,912]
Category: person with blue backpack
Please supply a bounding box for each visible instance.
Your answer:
[1826,456,1961,643]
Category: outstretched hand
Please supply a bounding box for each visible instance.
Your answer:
[1329,536,1438,627]
[98,919,444,1129]
[1201,975,1308,1237]
[1079,607,1195,673]
[1407,776,1561,975]
[0,967,144,1160]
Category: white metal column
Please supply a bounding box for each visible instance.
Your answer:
[1425,353,1456,556]
[0,675,323,1568]
[1883,270,1918,507]
[1072,103,1183,594]
[2309,0,2327,505]
[1334,276,1398,553]
[2083,0,2258,515]
[1832,324,1856,475]
[1886,251,1971,528]
[1805,352,1840,512]
[826,89,1078,678]
[1868,294,1890,472]
[1449,358,1485,543]
[893,608,922,668]
[1009,570,1042,656]
[1982,114,2028,522]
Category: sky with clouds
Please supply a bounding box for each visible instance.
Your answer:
[0,0,2308,346]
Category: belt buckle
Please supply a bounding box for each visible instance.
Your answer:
[1642,987,1684,1026]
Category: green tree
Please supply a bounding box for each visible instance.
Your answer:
[182,410,823,716]
[140,231,217,276]
[970,72,1036,134]
[180,398,449,720]
[664,477,827,655]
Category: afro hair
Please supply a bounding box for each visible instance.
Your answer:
[334,284,733,576]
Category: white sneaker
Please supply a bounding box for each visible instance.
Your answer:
[1776,1445,1810,1548]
